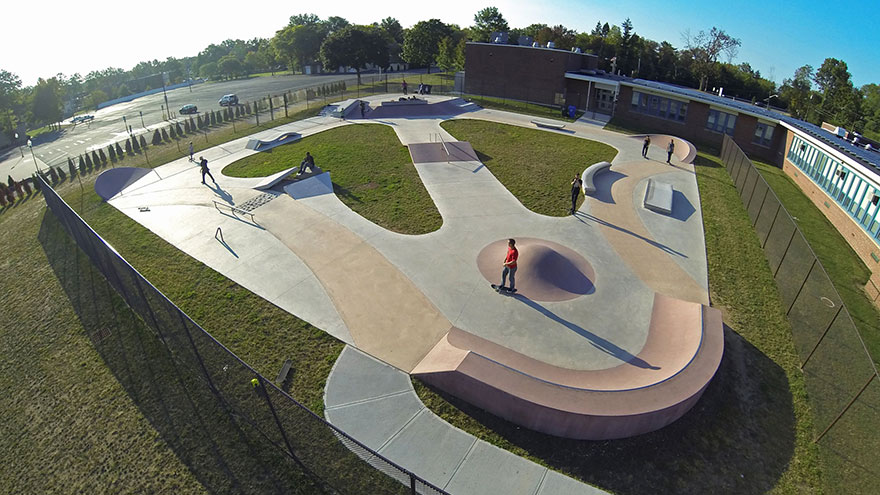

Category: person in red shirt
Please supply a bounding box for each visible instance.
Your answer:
[500,238,518,292]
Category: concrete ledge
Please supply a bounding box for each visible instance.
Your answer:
[253,166,298,190]
[530,120,566,130]
[644,179,674,215]
[245,132,301,152]
[581,161,612,195]
[412,293,724,440]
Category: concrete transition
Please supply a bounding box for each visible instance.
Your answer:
[367,97,479,119]
[94,167,154,200]
[245,131,301,152]
[476,238,595,302]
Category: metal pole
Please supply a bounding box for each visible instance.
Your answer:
[814,373,876,443]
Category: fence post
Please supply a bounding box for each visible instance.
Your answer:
[256,376,310,473]
[786,258,816,315]
[801,305,843,369]
[773,227,799,279]
[813,373,876,443]
[269,94,274,121]
[410,473,416,494]
[283,93,288,118]
[255,100,260,126]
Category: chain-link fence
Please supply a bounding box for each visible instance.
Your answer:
[720,134,880,493]
[37,175,448,495]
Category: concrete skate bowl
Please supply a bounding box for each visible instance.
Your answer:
[476,238,595,302]
[636,135,698,164]
[367,98,479,119]
[95,167,153,200]
[412,294,724,440]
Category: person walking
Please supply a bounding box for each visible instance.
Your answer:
[199,156,215,184]
[402,79,408,95]
[570,174,583,214]
[666,139,675,164]
[189,142,194,162]
[299,152,315,175]
[359,100,366,118]
[499,238,519,292]
[642,135,651,158]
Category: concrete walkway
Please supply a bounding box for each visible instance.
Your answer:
[106,94,712,494]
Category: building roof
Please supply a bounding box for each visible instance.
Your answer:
[572,74,880,175]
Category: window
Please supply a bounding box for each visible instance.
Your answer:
[753,123,774,147]
[630,91,687,122]
[706,109,737,135]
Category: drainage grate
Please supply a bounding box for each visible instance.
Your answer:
[237,193,277,212]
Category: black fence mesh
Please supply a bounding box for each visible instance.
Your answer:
[38,176,447,494]
[720,135,880,494]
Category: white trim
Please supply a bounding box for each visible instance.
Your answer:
[564,73,619,90]
[782,121,880,184]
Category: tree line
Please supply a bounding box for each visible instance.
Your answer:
[1,6,878,142]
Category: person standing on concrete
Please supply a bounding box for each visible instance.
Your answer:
[642,136,651,158]
[570,174,583,215]
[189,142,194,162]
[402,79,408,95]
[499,238,519,292]
[199,156,215,184]
[299,152,315,175]
[666,139,675,164]
[359,100,366,118]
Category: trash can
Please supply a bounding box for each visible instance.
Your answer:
[568,105,576,118]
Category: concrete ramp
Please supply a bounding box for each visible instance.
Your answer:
[246,132,301,152]
[283,171,333,200]
[95,167,154,200]
[368,98,479,119]
[409,141,479,164]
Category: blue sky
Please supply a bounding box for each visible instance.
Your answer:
[4,0,875,88]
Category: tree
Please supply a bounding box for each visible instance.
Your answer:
[860,84,880,140]
[199,61,219,80]
[682,27,742,91]
[471,6,509,42]
[272,24,325,72]
[324,16,350,34]
[381,17,404,43]
[437,37,456,73]
[289,13,321,26]
[0,69,22,136]
[244,51,264,74]
[779,65,814,120]
[30,78,64,129]
[402,19,452,73]
[320,26,389,84]
[815,58,860,129]
[218,56,244,79]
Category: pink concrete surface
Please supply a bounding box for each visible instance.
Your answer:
[412,295,724,440]
[476,238,595,302]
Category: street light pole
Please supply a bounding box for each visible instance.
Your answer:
[27,139,40,173]
[14,132,23,158]
[140,111,146,128]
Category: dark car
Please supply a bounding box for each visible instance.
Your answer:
[179,104,198,115]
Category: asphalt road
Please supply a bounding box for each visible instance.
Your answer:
[0,72,374,182]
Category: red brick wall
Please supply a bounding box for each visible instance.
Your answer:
[780,131,880,305]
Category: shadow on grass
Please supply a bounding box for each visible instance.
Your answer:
[37,212,324,495]
[415,325,797,495]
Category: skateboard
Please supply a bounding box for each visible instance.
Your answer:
[490,284,517,294]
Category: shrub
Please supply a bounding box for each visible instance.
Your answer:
[132,135,141,152]
[31,174,41,192]
[169,125,177,139]
[184,120,191,134]
[48,167,58,185]
[22,179,32,195]
[217,110,224,123]
[0,189,7,207]
[99,148,107,164]
[14,178,23,195]
[57,167,66,182]
[84,153,93,170]
[235,105,241,118]
[108,144,117,162]
[210,111,216,125]
[175,122,183,135]
[189,116,196,130]
[91,150,100,168]
[79,155,86,174]
[125,139,132,155]
[246,102,252,114]
[68,157,76,177]
[115,142,124,158]
[161,128,169,141]
[139,135,147,149]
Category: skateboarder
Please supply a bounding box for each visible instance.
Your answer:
[189,142,194,162]
[570,174,583,214]
[666,139,675,164]
[402,79,408,95]
[359,100,366,118]
[642,136,651,158]
[299,152,315,174]
[199,156,215,184]
[493,238,518,293]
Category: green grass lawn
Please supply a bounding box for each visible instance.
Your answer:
[412,124,822,493]
[753,161,880,363]
[223,123,442,234]
[440,119,617,216]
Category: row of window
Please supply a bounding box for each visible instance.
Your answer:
[631,91,687,122]
[630,91,775,146]
[787,135,880,240]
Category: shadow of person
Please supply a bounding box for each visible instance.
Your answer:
[515,296,659,370]
[207,182,233,204]
[578,212,688,258]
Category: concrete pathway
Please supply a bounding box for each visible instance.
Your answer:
[325,346,608,495]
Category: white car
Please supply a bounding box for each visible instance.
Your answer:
[219,94,239,106]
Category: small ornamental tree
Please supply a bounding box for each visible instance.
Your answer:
[184,120,191,134]
[108,144,117,162]
[14,178,24,195]
[197,115,203,129]
[131,135,141,152]
[175,122,183,135]
[235,105,241,118]
[22,179,31,195]
[169,125,177,139]
[57,167,66,182]
[189,116,196,130]
[0,188,7,207]
[139,135,147,149]
[79,155,86,174]
[48,167,58,185]
[84,152,93,170]
[217,110,224,123]
[99,148,107,164]
[161,128,169,141]
[115,142,124,158]
[152,129,162,145]
[31,174,41,192]
[92,150,100,167]
[245,102,251,114]
[68,157,76,177]
[210,111,216,125]
[125,139,132,155]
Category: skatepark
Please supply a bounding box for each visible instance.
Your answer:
[95,94,723,494]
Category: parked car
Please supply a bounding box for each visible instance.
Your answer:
[218,94,238,106]
[71,114,94,124]
[179,104,198,115]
